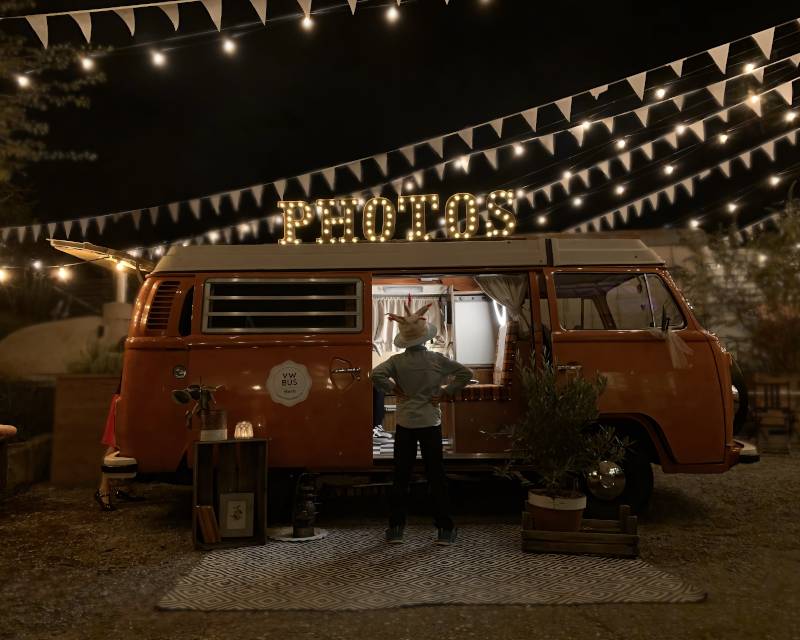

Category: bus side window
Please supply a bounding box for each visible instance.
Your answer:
[178,287,194,337]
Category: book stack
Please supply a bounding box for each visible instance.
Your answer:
[195,505,221,544]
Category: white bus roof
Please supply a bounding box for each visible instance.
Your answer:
[150,236,664,273]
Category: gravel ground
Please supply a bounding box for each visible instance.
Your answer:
[1,455,798,640]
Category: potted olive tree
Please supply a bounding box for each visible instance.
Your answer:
[504,365,627,531]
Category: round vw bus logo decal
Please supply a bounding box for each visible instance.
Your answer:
[267,360,311,407]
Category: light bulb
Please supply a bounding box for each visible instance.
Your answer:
[154,246,164,256]
[302,15,313,30]
[770,175,781,186]
[386,6,399,22]
[80,57,95,71]
[513,143,525,156]
[536,215,547,225]
[786,111,797,122]
[31,260,42,270]
[675,124,686,135]
[563,170,572,180]
[615,185,626,195]
[655,87,666,99]
[115,261,126,272]
[689,219,700,229]
[615,139,627,149]
[16,75,30,88]
[516,189,525,198]
[749,94,760,104]
[222,38,236,54]
[405,180,415,191]
[57,267,71,281]
[152,51,166,67]
[581,120,591,130]
[727,203,737,213]
[572,197,583,207]
[758,254,767,264]
[719,133,729,143]
[460,156,469,171]
[664,165,675,175]
[0,269,8,283]
[744,62,756,73]
[208,231,220,243]
[438,217,445,226]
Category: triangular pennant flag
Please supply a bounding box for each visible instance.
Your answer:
[576,169,590,187]
[210,194,222,213]
[274,180,287,200]
[322,168,336,191]
[78,217,90,237]
[168,202,180,222]
[707,80,726,106]
[791,54,800,67]
[296,0,312,17]
[114,8,135,36]
[555,97,572,122]
[719,160,732,178]
[15,227,25,243]
[483,149,498,170]
[435,163,446,180]
[718,108,730,123]
[664,185,676,204]
[341,161,360,183]
[738,151,752,169]
[391,178,403,195]
[680,178,694,196]
[559,176,571,195]
[48,223,58,238]
[96,217,106,234]
[707,43,729,73]
[746,97,762,117]
[633,106,649,127]
[297,174,311,196]
[699,169,712,180]
[633,200,644,217]
[640,142,654,160]
[346,0,357,14]
[776,81,793,105]
[539,134,554,155]
[521,107,538,131]
[189,199,201,219]
[161,3,180,29]
[672,94,686,111]
[752,27,775,60]
[569,125,585,147]
[25,15,48,48]
[249,0,267,23]
[600,117,614,133]
[761,140,776,161]
[373,154,387,176]
[400,145,415,166]
[669,58,685,77]
[458,128,474,148]
[525,192,534,207]
[788,130,798,145]
[413,170,423,187]
[627,72,647,100]
[589,85,608,99]
[620,208,629,224]
[489,118,503,137]
[541,184,553,202]
[230,190,243,211]
[223,228,232,244]
[647,193,660,211]
[601,214,611,229]
[598,160,610,178]
[752,67,764,83]
[71,12,92,43]
[250,184,264,206]
[428,137,444,158]
[32,224,41,242]
[202,0,222,30]
[618,151,632,172]
[148,207,159,226]
[129,213,139,231]
[689,120,705,141]
[664,131,678,148]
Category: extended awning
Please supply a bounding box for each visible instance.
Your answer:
[48,240,156,274]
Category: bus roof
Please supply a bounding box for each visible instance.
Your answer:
[150,236,665,273]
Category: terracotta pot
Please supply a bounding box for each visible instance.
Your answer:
[528,491,586,532]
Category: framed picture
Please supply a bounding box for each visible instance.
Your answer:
[219,492,254,538]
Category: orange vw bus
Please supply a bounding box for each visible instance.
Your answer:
[56,235,748,514]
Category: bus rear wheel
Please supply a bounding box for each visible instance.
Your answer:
[582,442,654,518]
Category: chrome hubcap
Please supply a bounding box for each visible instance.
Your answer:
[586,460,626,500]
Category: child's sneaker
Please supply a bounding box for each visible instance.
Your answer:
[435,527,457,546]
[385,525,404,544]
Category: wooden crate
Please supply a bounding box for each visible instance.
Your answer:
[193,439,268,550]
[521,504,639,558]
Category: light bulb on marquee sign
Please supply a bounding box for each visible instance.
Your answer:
[278,189,516,244]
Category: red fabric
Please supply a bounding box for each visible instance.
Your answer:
[101,394,121,448]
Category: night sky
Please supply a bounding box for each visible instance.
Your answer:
[9,0,800,252]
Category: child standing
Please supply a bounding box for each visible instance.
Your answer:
[371,302,472,545]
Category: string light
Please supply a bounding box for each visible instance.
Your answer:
[675,124,686,135]
[222,38,236,54]
[57,267,71,281]
[31,260,42,270]
[581,120,591,130]
[663,164,675,175]
[562,170,572,180]
[655,87,667,99]
[689,219,700,229]
[516,189,525,198]
[536,215,547,226]
[758,253,768,264]
[0,269,7,283]
[749,93,761,104]
[386,6,399,22]
[727,203,738,213]
[744,62,756,73]
[513,144,525,156]
[154,246,165,256]
[80,57,95,71]
[151,51,166,66]
[302,15,313,30]
[615,185,626,195]
[769,175,781,186]
[719,133,729,143]
[405,180,415,191]
[459,156,469,172]
[16,74,30,88]
[572,197,583,207]
[786,111,797,122]
[615,139,627,149]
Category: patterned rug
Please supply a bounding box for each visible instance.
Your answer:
[158,525,705,611]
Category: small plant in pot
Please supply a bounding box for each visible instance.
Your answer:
[502,365,628,532]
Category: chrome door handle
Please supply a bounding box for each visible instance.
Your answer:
[331,367,362,381]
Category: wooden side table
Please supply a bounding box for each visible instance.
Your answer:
[192,439,268,550]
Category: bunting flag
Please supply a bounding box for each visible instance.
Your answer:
[640,142,654,160]
[719,160,732,178]
[738,150,753,169]
[539,134,555,155]
[210,194,222,213]
[148,207,160,225]
[230,189,243,210]
[689,120,705,141]
[569,125,585,147]
[633,106,649,127]
[752,27,775,60]
[664,185,676,204]
[168,202,180,222]
[273,179,286,200]
[25,15,48,48]
[202,0,222,30]
[72,12,92,42]
[187,199,201,219]
[297,173,311,196]
[400,145,415,166]
[664,131,678,149]
[761,139,776,160]
[251,184,264,206]
[707,80,726,106]
[618,151,632,171]
[249,0,267,23]
[162,3,180,30]
[670,59,685,76]
[673,95,686,111]
[115,8,135,35]
[589,85,608,99]
[679,178,695,196]
[483,149,498,169]
[777,81,794,105]
[597,160,611,178]
[540,184,553,202]
[555,97,572,122]
[130,212,140,231]
[96,217,106,234]
[708,43,730,73]
[428,137,444,158]
[489,118,504,137]
[600,117,614,133]
[576,169,590,187]
[321,167,336,191]
[458,128,474,148]
[296,0,312,17]
[753,68,765,84]
[521,108,538,131]
[373,154,388,176]
[434,163,446,180]
[627,72,647,101]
